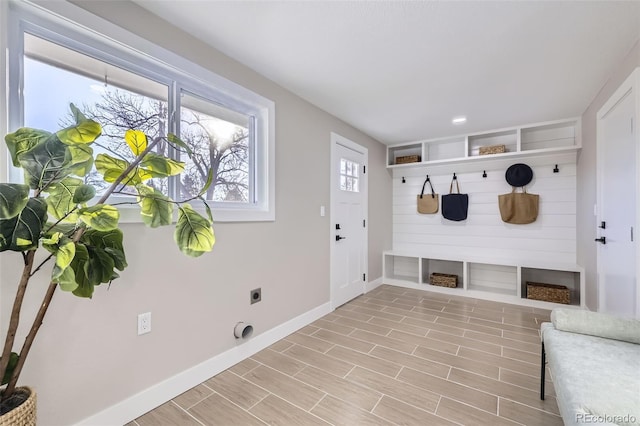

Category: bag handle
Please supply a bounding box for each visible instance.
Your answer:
[420,175,436,199]
[511,186,528,194]
[449,173,460,194]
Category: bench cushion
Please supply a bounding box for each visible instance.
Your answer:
[542,323,640,426]
[551,309,640,344]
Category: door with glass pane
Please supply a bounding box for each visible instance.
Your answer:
[331,134,367,308]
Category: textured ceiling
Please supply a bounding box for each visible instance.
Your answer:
[134,0,640,145]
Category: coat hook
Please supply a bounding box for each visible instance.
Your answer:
[402,177,406,183]
[482,170,487,178]
[453,172,457,180]
[553,164,559,173]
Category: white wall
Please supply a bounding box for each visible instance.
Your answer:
[578,40,640,310]
[0,1,392,424]
[392,154,577,266]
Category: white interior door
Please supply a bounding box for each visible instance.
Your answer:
[331,134,368,309]
[597,70,638,318]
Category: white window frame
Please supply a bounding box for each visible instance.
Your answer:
[3,0,275,222]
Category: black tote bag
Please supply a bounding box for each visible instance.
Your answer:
[441,176,468,221]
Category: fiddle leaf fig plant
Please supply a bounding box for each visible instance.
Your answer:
[0,104,215,408]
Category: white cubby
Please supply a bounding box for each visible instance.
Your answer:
[467,262,517,296]
[383,251,585,309]
[468,130,517,157]
[521,267,581,306]
[387,117,580,168]
[421,258,464,289]
[384,254,419,284]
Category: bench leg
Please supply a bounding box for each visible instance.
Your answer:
[540,341,546,400]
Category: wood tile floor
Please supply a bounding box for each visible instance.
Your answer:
[128,285,562,425]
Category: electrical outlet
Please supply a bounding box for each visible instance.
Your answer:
[250,288,261,304]
[138,312,151,335]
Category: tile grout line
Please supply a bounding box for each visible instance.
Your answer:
[169,400,207,426]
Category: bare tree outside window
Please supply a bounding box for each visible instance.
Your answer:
[76,89,250,202]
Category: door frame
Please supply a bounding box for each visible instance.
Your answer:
[330,132,368,310]
[596,67,640,317]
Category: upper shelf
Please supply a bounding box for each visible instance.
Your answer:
[387,118,581,168]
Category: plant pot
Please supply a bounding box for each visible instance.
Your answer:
[0,387,36,426]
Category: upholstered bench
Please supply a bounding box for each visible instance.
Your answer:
[541,309,640,426]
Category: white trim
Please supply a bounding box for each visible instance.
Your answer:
[365,276,384,293]
[596,67,640,318]
[8,0,276,222]
[73,302,331,426]
[0,1,8,180]
[329,132,369,309]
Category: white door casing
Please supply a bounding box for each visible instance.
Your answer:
[596,67,640,318]
[330,133,368,309]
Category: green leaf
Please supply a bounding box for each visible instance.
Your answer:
[70,244,93,298]
[44,177,83,222]
[69,103,88,123]
[85,246,115,286]
[4,128,51,167]
[174,204,215,257]
[198,169,214,197]
[199,197,214,223]
[67,144,94,177]
[167,133,193,156]
[140,152,185,177]
[52,265,78,292]
[0,197,48,252]
[125,129,147,155]
[78,204,120,231]
[95,153,151,186]
[0,183,30,219]
[56,104,102,145]
[82,229,127,271]
[18,135,71,190]
[73,184,96,204]
[42,232,76,270]
[136,184,173,228]
[1,352,19,386]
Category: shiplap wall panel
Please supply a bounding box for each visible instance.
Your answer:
[392,154,577,265]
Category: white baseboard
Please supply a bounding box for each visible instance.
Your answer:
[74,302,332,426]
[365,276,384,293]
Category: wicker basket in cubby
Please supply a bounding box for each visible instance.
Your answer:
[479,144,506,155]
[395,155,421,164]
[526,282,570,304]
[430,273,458,288]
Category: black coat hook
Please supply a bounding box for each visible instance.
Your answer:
[482,170,487,178]
[453,172,457,180]
[402,177,406,183]
[553,164,559,173]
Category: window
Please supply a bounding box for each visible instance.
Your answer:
[340,158,360,192]
[7,3,275,221]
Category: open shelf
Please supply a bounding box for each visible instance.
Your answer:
[467,262,517,296]
[521,267,581,306]
[468,130,517,157]
[382,251,584,308]
[421,258,463,289]
[521,120,578,152]
[384,254,419,284]
[388,143,422,166]
[386,117,580,169]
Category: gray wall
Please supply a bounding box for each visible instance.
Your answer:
[577,40,640,310]
[0,1,392,424]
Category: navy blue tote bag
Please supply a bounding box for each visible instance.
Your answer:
[441,176,468,221]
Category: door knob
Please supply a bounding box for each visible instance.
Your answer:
[594,237,606,244]
[336,235,346,241]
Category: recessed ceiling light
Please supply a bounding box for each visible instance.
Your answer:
[452,116,467,125]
